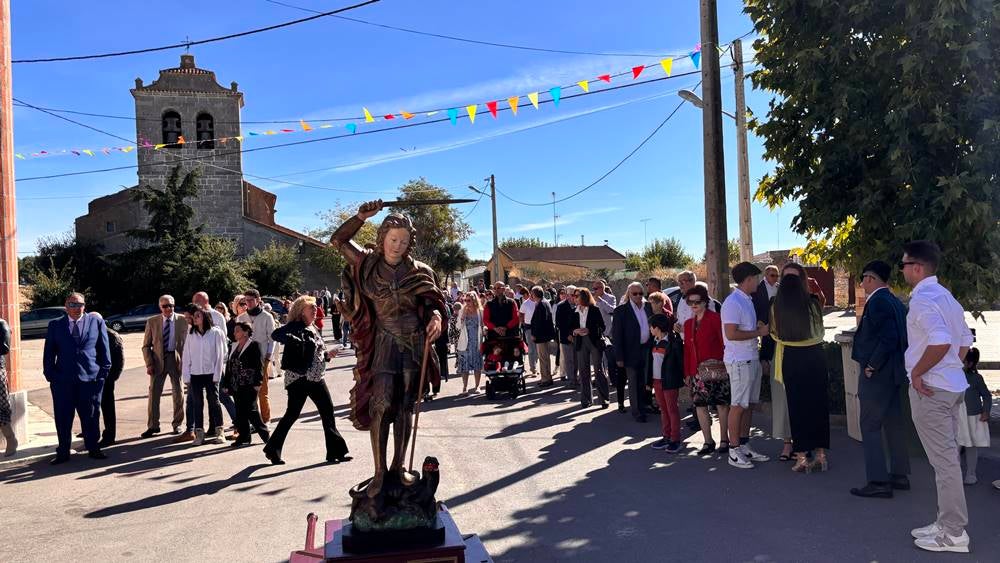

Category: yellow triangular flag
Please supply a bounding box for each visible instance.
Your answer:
[527,92,539,109]
[265,130,276,135]
[82,149,94,156]
[154,144,165,150]
[122,146,135,153]
[235,136,243,142]
[401,111,415,120]
[660,58,673,76]
[507,96,519,115]
[577,80,590,93]
[300,119,313,131]
[466,104,477,124]
[363,107,374,123]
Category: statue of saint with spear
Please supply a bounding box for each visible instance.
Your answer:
[331,198,451,531]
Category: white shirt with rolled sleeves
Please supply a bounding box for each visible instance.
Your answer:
[904,276,973,393]
[181,326,227,384]
[720,288,759,363]
[519,299,537,325]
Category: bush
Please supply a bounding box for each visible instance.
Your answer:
[30,258,80,308]
[243,241,302,297]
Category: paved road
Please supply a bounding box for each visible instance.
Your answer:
[3,336,999,562]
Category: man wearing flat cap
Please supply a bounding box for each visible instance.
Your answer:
[850,260,912,498]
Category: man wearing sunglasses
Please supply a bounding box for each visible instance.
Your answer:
[900,241,974,553]
[43,292,112,464]
[141,294,188,438]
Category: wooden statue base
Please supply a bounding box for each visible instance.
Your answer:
[290,505,491,563]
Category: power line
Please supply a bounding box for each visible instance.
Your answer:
[15,66,711,183]
[12,0,381,64]
[265,0,684,58]
[494,86,698,207]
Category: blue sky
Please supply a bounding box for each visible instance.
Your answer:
[11,0,805,261]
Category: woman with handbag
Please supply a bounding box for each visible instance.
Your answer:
[263,296,350,465]
[770,263,829,473]
[682,284,731,455]
[223,321,270,447]
[455,292,484,394]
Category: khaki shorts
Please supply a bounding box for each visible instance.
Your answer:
[727,359,762,408]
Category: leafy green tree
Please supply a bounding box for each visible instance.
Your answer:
[392,179,472,265]
[433,241,471,282]
[645,237,695,269]
[30,258,80,308]
[307,203,378,275]
[18,256,39,286]
[244,241,303,297]
[745,0,1000,308]
[701,239,740,266]
[130,166,202,247]
[500,237,550,249]
[34,232,113,310]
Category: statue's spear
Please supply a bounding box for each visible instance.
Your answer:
[380,198,476,207]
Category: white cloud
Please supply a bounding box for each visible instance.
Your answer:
[506,206,622,233]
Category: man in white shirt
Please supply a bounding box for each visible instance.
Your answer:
[721,263,770,469]
[519,295,539,374]
[900,240,974,553]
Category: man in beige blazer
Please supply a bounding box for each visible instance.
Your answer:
[140,295,187,437]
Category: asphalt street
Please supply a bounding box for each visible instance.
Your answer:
[2,337,999,562]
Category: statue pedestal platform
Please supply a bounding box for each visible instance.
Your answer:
[289,505,491,563]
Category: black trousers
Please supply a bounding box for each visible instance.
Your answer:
[266,378,348,460]
[101,378,116,443]
[234,386,270,444]
[859,379,911,483]
[783,345,831,453]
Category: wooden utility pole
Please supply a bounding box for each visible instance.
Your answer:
[700,0,730,299]
[0,0,21,392]
[489,174,500,285]
[733,39,754,262]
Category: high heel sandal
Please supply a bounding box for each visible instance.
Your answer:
[814,453,829,472]
[792,455,814,474]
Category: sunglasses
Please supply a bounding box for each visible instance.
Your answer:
[630,292,643,297]
[686,299,704,306]
[160,304,175,309]
[67,302,85,309]
[899,261,920,270]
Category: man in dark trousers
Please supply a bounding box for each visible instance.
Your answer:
[555,286,578,387]
[850,260,911,498]
[99,327,125,447]
[43,292,112,464]
[613,282,652,423]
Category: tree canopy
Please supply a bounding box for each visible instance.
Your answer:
[626,237,695,272]
[500,237,550,249]
[745,0,1000,307]
[392,179,472,265]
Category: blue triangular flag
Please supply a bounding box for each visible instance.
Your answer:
[550,86,562,107]
[248,131,260,136]
[345,123,357,134]
[447,108,458,125]
[690,51,701,69]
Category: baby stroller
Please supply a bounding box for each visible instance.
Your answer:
[482,331,528,400]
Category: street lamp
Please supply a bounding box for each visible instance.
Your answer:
[469,175,500,285]
[678,39,754,263]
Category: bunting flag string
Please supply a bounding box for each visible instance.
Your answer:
[15,45,721,160]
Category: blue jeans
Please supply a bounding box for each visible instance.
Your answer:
[189,374,222,431]
[523,326,538,371]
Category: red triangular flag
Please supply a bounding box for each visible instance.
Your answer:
[486,101,498,119]
[632,65,645,79]
[598,74,611,83]
[383,114,395,120]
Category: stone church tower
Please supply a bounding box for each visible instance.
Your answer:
[131,53,246,248]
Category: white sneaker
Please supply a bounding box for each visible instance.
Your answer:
[911,522,943,539]
[741,445,770,462]
[963,475,978,486]
[207,429,225,444]
[192,429,205,446]
[914,530,970,553]
[728,449,754,469]
[993,479,1000,491]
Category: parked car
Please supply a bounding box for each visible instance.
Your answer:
[19,307,66,338]
[105,304,160,332]
[262,296,288,316]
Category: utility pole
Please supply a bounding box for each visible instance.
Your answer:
[0,0,20,394]
[733,39,754,262]
[489,174,501,285]
[551,191,557,246]
[640,218,652,248]
[700,0,730,300]
[580,235,585,246]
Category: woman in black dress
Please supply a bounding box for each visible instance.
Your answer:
[222,321,270,447]
[770,263,829,473]
[264,295,350,465]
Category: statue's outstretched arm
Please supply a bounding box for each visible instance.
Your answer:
[330,200,382,267]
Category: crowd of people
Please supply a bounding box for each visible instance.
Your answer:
[0,240,992,553]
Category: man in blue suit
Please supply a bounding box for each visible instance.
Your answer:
[850,261,911,498]
[43,292,112,464]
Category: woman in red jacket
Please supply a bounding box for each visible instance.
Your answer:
[682,284,731,456]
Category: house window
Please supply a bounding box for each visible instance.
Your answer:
[162,110,182,148]
[106,221,116,233]
[196,113,214,149]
